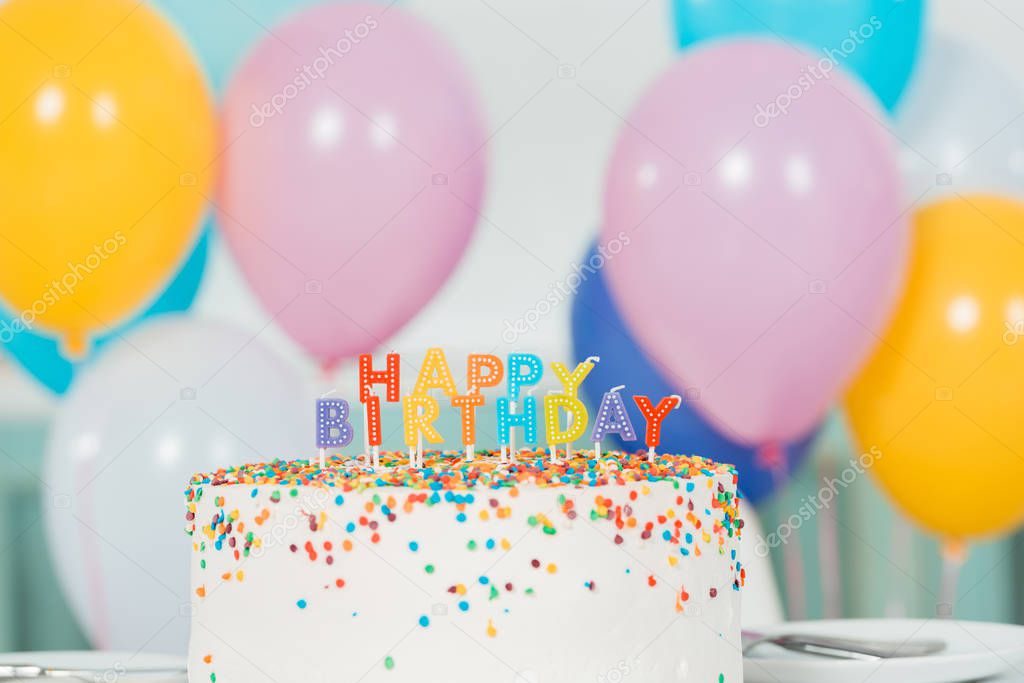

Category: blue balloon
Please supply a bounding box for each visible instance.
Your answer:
[671,0,924,111]
[0,229,210,394]
[571,244,817,503]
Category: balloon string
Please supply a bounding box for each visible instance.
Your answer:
[886,515,913,618]
[938,538,968,616]
[816,455,842,619]
[767,446,806,620]
[779,511,807,619]
[76,459,110,648]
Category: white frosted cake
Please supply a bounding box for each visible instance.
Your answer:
[185,450,744,682]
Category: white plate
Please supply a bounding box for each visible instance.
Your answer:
[744,619,1024,683]
[0,651,185,682]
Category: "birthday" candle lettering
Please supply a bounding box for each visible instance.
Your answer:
[316,348,684,466]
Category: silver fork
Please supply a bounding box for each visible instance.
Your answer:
[742,630,947,661]
[0,664,185,679]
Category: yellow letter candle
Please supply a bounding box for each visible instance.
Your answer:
[550,358,596,397]
[544,358,597,462]
[403,395,442,467]
[544,393,588,463]
[413,347,458,397]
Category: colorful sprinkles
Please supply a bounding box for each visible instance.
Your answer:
[187,450,737,492]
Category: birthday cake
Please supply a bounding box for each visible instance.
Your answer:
[185,352,744,682]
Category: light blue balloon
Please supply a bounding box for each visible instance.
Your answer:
[151,0,337,94]
[0,229,210,394]
[671,0,924,111]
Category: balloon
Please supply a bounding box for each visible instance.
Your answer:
[219,4,486,368]
[0,228,210,394]
[896,35,1024,201]
[43,317,308,653]
[846,196,1024,540]
[602,40,909,446]
[0,0,215,356]
[671,0,923,111]
[571,244,817,503]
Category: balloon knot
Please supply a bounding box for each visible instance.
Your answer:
[940,538,968,564]
[755,441,785,470]
[60,330,89,359]
[320,358,342,377]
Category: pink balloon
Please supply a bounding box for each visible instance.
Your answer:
[219,4,486,367]
[602,40,908,445]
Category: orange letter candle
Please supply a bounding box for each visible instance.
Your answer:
[359,353,401,454]
[633,394,681,460]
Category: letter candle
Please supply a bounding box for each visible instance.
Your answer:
[359,353,400,462]
[451,387,484,461]
[501,353,542,463]
[634,394,682,461]
[406,348,458,467]
[591,384,637,457]
[403,394,442,467]
[496,394,538,461]
[510,397,517,459]
[315,398,354,468]
[545,389,558,463]
[544,395,591,464]
[519,386,541,458]
[547,356,598,460]
[361,387,379,465]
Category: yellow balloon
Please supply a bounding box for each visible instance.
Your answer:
[846,196,1024,540]
[0,0,215,355]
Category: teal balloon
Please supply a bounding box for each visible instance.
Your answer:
[671,0,924,111]
[151,0,337,94]
[0,229,210,394]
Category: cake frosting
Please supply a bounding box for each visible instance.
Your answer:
[185,450,744,682]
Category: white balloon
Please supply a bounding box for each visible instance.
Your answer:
[896,35,1024,200]
[43,317,309,654]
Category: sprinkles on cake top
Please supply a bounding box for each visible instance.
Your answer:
[187,449,738,492]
